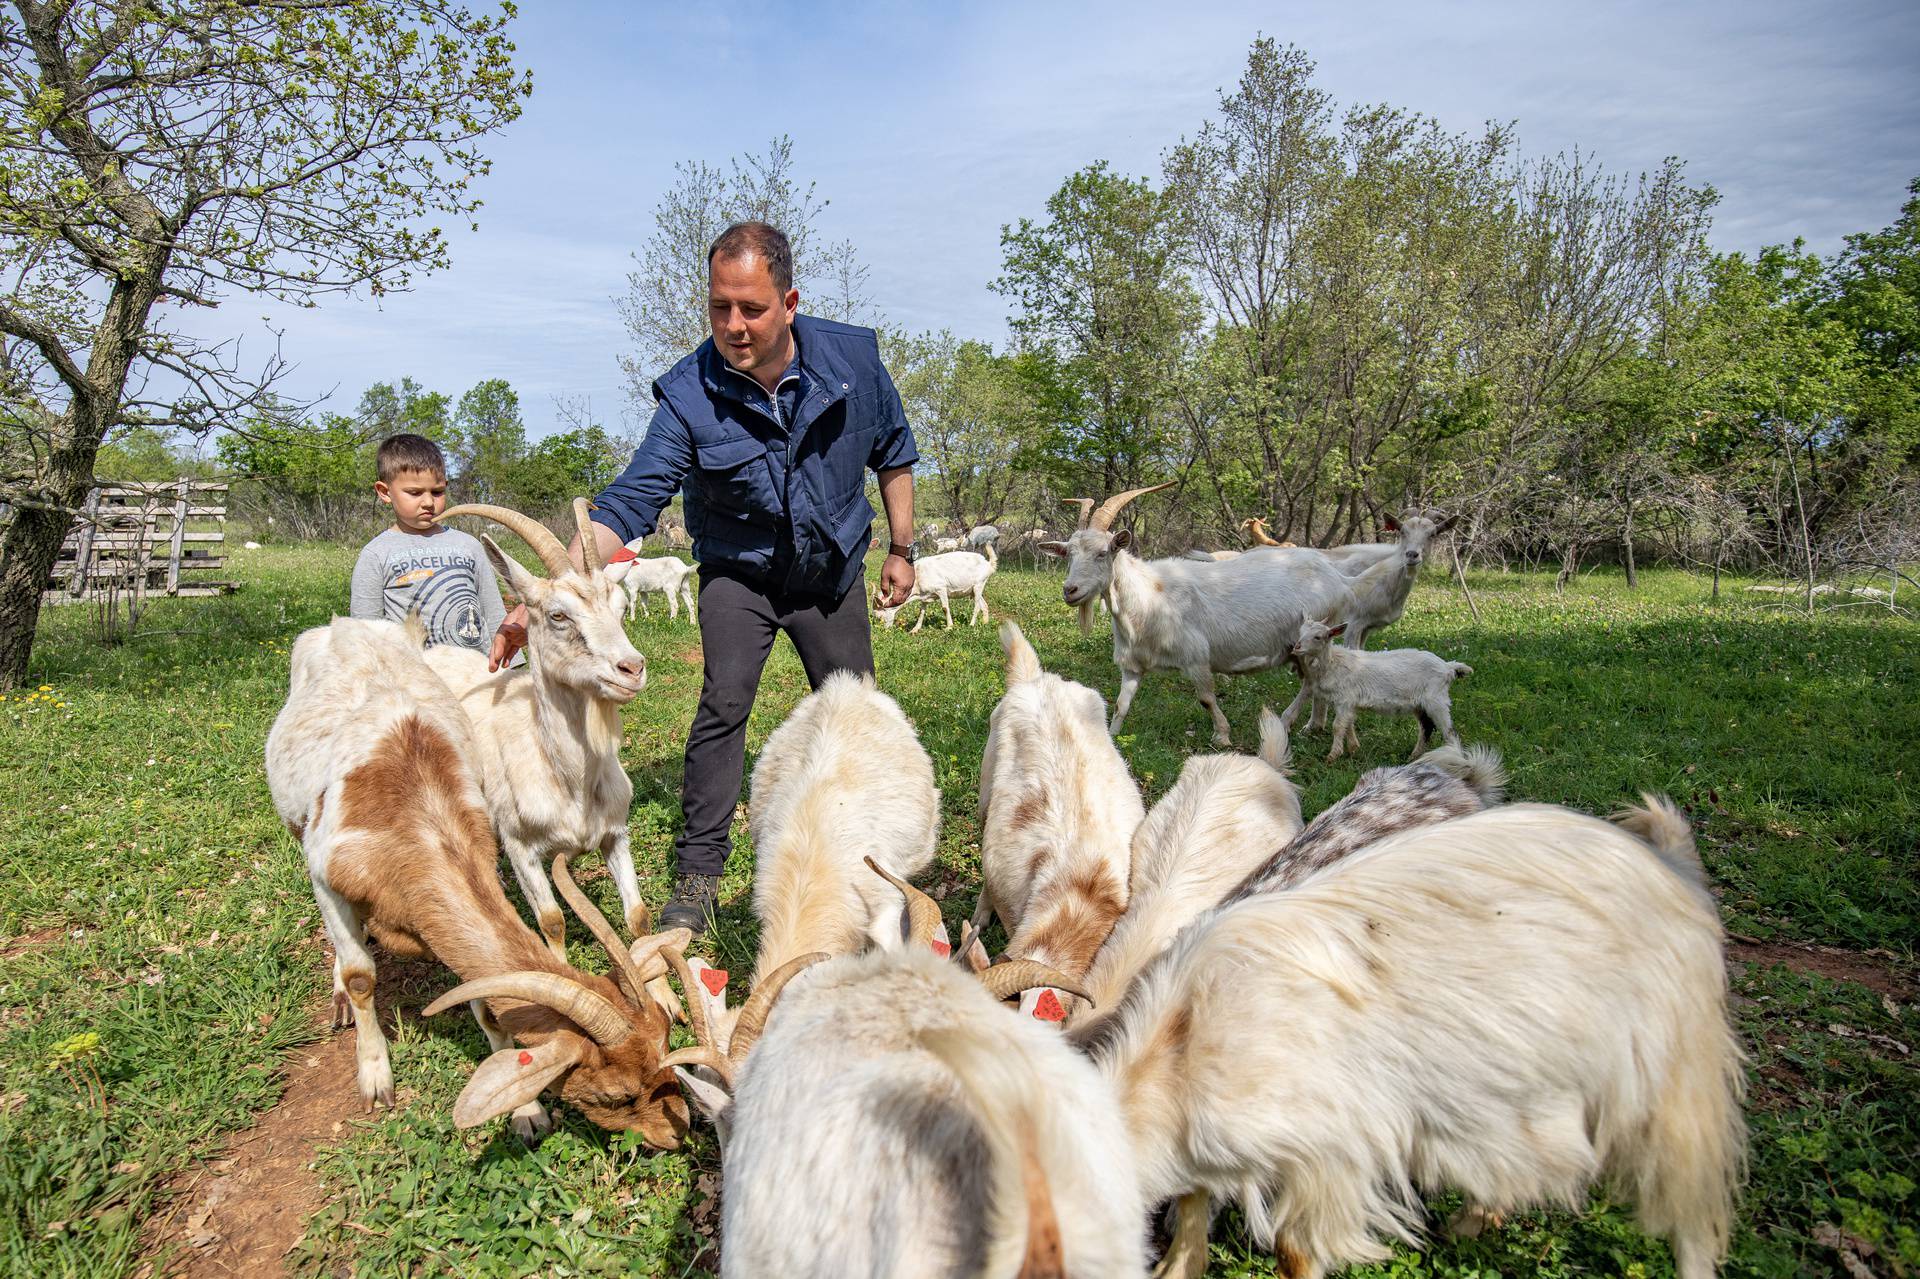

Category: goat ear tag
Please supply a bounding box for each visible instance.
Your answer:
[699,966,728,997]
[609,545,639,563]
[517,1050,533,1066]
[930,939,951,958]
[1033,989,1066,1022]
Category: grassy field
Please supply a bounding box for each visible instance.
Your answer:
[0,541,1915,1278]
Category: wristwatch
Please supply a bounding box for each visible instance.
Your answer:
[888,541,919,563]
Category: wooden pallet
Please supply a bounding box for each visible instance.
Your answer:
[44,479,238,604]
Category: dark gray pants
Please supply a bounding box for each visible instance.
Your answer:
[674,570,874,877]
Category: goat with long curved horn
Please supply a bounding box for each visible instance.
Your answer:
[718,951,828,1064]
[978,961,1094,1005]
[1089,481,1177,532]
[1061,497,1095,531]
[436,503,573,577]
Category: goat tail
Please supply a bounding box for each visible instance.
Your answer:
[1002,621,1043,685]
[400,609,429,649]
[1418,743,1507,805]
[1255,706,1291,775]
[1449,661,1474,680]
[918,1023,1067,1279]
[1613,793,1702,882]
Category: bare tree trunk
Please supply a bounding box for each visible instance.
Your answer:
[1781,433,1817,614]
[1622,495,1638,588]
[1554,541,1581,594]
[1711,529,1724,603]
[0,483,84,688]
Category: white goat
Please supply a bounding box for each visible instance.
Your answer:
[1283,617,1471,761]
[1320,512,1455,576]
[932,534,966,553]
[616,539,698,621]
[1069,799,1744,1279]
[1043,484,1356,746]
[679,946,1149,1279]
[974,622,1143,1020]
[265,615,695,1145]
[873,545,997,631]
[1071,707,1301,1025]
[422,500,650,960]
[1338,543,1424,648]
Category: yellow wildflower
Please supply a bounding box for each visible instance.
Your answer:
[37,685,50,692]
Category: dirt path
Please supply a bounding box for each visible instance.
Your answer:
[1728,934,1915,1001]
[145,954,442,1278]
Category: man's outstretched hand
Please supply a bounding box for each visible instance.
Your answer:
[879,554,915,608]
[490,605,528,672]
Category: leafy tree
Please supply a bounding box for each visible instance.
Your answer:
[454,378,524,501]
[0,0,528,687]
[510,425,625,508]
[616,136,871,406]
[994,162,1198,497]
[887,330,1037,530]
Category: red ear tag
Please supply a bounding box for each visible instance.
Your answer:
[1033,989,1065,1022]
[699,967,729,996]
[517,1050,534,1066]
[609,545,639,563]
[930,939,951,957]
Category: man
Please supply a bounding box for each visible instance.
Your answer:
[490,221,919,934]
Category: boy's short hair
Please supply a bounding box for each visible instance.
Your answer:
[376,434,447,483]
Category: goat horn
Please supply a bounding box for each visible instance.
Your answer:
[422,972,632,1047]
[551,852,651,1008]
[1061,497,1095,531]
[573,498,603,574]
[1089,481,1176,531]
[863,856,943,950]
[655,938,715,1052]
[728,951,829,1064]
[438,503,571,578]
[978,961,1093,1005]
[661,1045,736,1089]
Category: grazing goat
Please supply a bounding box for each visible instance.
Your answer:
[932,533,966,553]
[873,545,997,631]
[968,524,1000,548]
[616,539,698,621]
[265,616,691,1145]
[1224,743,1504,902]
[974,623,1143,1020]
[421,501,652,961]
[1071,708,1301,1027]
[1068,799,1743,1279]
[1043,484,1355,746]
[709,672,940,1047]
[1320,512,1455,576]
[682,946,1149,1279]
[1284,618,1471,761]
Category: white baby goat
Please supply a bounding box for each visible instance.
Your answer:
[974,622,1143,1021]
[1283,617,1471,761]
[616,539,698,621]
[874,545,997,631]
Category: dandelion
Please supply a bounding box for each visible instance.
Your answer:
[37,685,50,692]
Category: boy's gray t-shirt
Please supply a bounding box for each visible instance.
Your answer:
[350,527,506,652]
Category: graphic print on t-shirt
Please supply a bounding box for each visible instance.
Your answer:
[383,549,485,646]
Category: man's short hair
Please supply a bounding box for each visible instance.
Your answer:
[709,221,794,293]
[376,433,447,483]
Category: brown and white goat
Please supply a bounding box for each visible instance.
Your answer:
[973,622,1143,1021]
[421,500,651,962]
[266,616,690,1145]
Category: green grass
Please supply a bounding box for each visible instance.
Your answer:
[0,544,1914,1277]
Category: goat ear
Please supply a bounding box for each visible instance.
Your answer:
[1110,528,1132,551]
[1326,623,1348,638]
[1435,513,1459,534]
[602,557,638,586]
[451,1036,587,1129]
[1383,513,1401,532]
[481,534,545,604]
[1037,541,1070,559]
[684,957,732,1053]
[673,1066,734,1126]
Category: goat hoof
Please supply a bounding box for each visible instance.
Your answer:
[1446,1206,1504,1240]
[510,1106,554,1144]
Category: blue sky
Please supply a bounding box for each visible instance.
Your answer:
[176,0,1920,439]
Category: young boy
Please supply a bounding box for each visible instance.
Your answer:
[349,434,506,652]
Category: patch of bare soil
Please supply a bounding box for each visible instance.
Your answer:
[146,953,445,1277]
[1728,935,1915,1001]
[0,925,66,961]
[674,645,704,665]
